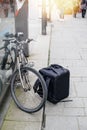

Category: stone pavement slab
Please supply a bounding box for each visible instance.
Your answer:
[5,100,42,122]
[64,98,84,108]
[45,116,78,130]
[75,82,87,97]
[1,121,41,130]
[78,117,87,130]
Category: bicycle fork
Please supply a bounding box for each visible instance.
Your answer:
[17,57,31,92]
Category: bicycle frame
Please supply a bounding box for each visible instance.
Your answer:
[15,41,29,90]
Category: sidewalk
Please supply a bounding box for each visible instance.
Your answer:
[1,13,87,130]
[0,22,50,130]
[45,15,87,130]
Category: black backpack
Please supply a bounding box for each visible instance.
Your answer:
[33,64,70,104]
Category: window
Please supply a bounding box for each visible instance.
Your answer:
[0,0,15,18]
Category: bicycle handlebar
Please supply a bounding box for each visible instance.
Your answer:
[2,32,34,49]
[4,32,15,38]
[4,32,24,38]
[26,38,34,43]
[4,32,34,43]
[11,38,34,46]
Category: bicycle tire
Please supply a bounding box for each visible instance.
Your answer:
[11,67,47,113]
[1,52,8,70]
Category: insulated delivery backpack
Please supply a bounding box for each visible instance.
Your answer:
[33,64,70,104]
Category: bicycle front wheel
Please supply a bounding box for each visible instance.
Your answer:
[11,67,47,113]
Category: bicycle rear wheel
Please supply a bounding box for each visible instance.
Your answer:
[1,47,16,70]
[11,67,47,113]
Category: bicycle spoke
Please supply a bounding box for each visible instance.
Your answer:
[11,67,47,113]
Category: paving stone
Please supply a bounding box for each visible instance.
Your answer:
[69,80,77,98]
[50,48,81,60]
[65,49,81,59]
[78,117,87,130]
[45,102,64,116]
[71,60,86,67]
[50,59,73,68]
[51,40,76,48]
[46,103,84,116]
[75,82,87,97]
[29,35,49,61]
[45,116,78,130]
[83,60,87,66]
[82,77,87,82]
[62,59,86,68]
[63,108,84,116]
[1,121,41,130]
[50,59,65,66]
[84,108,87,115]
[77,38,87,43]
[83,98,87,108]
[80,49,87,60]
[50,49,66,59]
[80,48,87,54]
[64,98,84,108]
[80,53,87,59]
[5,100,42,122]
[71,77,83,82]
[69,85,77,98]
[70,67,87,77]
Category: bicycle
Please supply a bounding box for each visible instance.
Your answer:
[0,33,17,104]
[9,32,47,113]
[0,33,16,71]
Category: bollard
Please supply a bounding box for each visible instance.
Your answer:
[15,0,29,57]
[42,12,47,35]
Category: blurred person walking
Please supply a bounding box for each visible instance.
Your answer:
[73,0,80,18]
[81,0,87,18]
